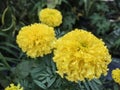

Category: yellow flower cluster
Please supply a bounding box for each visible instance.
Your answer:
[16,23,56,58]
[5,83,23,90]
[39,8,62,27]
[112,68,120,84]
[53,29,111,82]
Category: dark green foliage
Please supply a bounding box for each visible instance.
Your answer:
[105,29,120,56]
[0,0,120,90]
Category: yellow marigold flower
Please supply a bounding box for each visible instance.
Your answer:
[112,68,120,84]
[39,8,62,27]
[16,23,56,58]
[53,29,111,82]
[5,83,23,90]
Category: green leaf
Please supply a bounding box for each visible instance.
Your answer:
[93,79,102,85]
[46,66,52,74]
[62,12,76,30]
[38,77,46,80]
[0,32,14,41]
[3,57,20,63]
[1,19,15,31]
[112,57,120,64]
[87,80,100,90]
[31,58,57,89]
[47,76,57,87]
[0,53,11,70]
[78,81,84,90]
[47,0,62,8]
[34,80,47,89]
[83,0,95,16]
[113,83,119,90]
[0,46,17,57]
[83,81,90,90]
[31,66,46,79]
[105,29,120,56]
[0,72,10,88]
[0,42,20,51]
[87,80,95,90]
[96,2,109,12]
[1,7,9,25]
[91,80,100,90]
[90,13,111,34]
[14,60,33,79]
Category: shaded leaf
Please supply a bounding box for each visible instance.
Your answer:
[34,80,46,89]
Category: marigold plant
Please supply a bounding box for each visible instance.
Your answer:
[16,23,56,58]
[112,68,120,84]
[39,8,62,27]
[5,83,23,90]
[53,29,111,82]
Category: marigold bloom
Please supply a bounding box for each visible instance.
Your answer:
[16,23,56,58]
[5,83,23,90]
[53,29,111,82]
[112,68,120,84]
[39,8,62,27]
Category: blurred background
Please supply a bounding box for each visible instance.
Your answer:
[0,0,120,90]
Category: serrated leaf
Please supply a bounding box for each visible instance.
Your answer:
[78,81,84,90]
[51,60,56,74]
[41,73,50,77]
[62,12,76,30]
[46,66,52,74]
[93,79,102,85]
[54,78,62,87]
[42,79,47,84]
[34,80,47,89]
[38,77,46,80]
[47,77,56,87]
[105,29,120,56]
[31,67,44,78]
[83,81,90,90]
[91,80,100,90]
[105,29,120,46]
[87,80,100,90]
